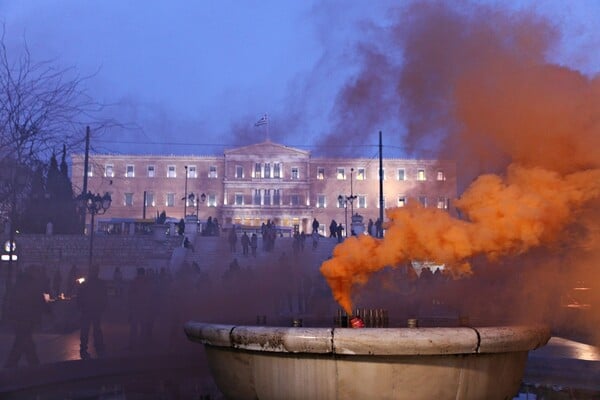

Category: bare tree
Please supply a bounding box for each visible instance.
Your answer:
[0,27,118,217]
[0,28,118,301]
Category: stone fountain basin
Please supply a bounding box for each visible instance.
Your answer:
[184,322,550,400]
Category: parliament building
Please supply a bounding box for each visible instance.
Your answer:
[71,141,457,235]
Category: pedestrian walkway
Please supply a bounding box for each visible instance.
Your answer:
[1,319,599,398]
[0,319,218,398]
[523,336,600,394]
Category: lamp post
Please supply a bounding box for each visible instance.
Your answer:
[183,165,189,217]
[198,192,206,216]
[338,194,348,238]
[349,168,357,218]
[338,168,357,237]
[77,191,112,268]
[189,192,206,233]
[187,192,206,217]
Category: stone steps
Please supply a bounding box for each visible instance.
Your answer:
[182,236,338,282]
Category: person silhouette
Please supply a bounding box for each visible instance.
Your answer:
[77,265,107,359]
[128,267,154,350]
[3,268,49,368]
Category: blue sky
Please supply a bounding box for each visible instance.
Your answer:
[1,1,599,158]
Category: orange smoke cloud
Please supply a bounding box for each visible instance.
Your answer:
[319,2,600,315]
[321,165,600,314]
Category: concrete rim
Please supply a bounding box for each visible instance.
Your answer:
[184,321,551,356]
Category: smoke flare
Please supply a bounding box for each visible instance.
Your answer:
[321,165,600,314]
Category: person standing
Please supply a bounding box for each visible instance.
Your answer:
[312,218,319,234]
[66,264,78,297]
[52,266,62,299]
[336,224,344,243]
[250,233,258,257]
[329,220,337,238]
[311,230,320,250]
[3,268,49,368]
[77,265,107,359]
[228,226,238,253]
[128,268,154,350]
[241,232,250,256]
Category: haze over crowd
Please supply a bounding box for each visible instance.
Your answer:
[1,0,599,342]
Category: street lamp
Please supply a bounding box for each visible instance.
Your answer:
[337,194,348,237]
[187,192,206,216]
[77,191,111,268]
[349,167,357,218]
[183,165,189,217]
[338,168,357,237]
[188,192,206,232]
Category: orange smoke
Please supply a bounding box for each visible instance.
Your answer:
[321,165,600,314]
[319,3,600,315]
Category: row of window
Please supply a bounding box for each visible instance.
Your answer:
[98,165,219,179]
[122,192,218,207]
[316,195,449,209]
[97,164,446,182]
[119,190,449,210]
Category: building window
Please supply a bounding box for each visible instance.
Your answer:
[254,163,262,178]
[417,169,426,181]
[358,195,367,208]
[167,165,176,178]
[264,163,271,178]
[235,193,244,205]
[124,193,133,206]
[145,192,155,207]
[338,196,345,208]
[419,196,427,206]
[208,165,218,178]
[207,194,217,207]
[253,189,261,205]
[235,165,244,179]
[380,168,386,180]
[273,189,281,205]
[398,196,406,207]
[86,166,93,177]
[398,169,405,181]
[290,194,300,206]
[437,196,448,209]
[188,165,197,178]
[147,165,155,178]
[437,170,446,181]
[264,189,271,205]
[125,165,134,178]
[357,168,366,180]
[273,163,281,178]
[377,198,387,209]
[336,168,346,180]
[317,195,326,208]
[317,167,325,180]
[291,167,299,180]
[104,164,114,178]
[166,193,175,207]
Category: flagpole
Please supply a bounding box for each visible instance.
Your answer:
[266,113,269,141]
[254,113,269,141]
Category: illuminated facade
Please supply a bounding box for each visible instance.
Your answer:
[71,141,457,234]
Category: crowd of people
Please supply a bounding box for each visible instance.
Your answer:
[1,260,212,368]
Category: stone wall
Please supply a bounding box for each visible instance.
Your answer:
[0,233,182,276]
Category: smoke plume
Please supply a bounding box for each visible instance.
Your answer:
[320,2,600,319]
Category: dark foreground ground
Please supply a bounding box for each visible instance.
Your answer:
[0,317,599,399]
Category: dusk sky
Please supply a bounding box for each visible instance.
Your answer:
[2,1,599,158]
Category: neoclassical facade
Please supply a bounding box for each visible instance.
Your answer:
[71,141,457,234]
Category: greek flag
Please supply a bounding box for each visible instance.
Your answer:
[254,114,268,127]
